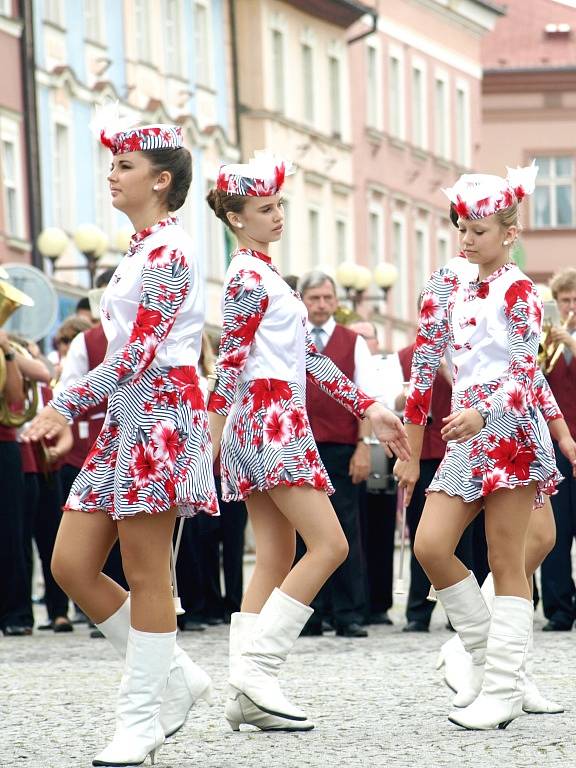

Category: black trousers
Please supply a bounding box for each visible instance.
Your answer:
[405,458,478,626]
[0,441,30,629]
[176,477,247,623]
[23,472,69,622]
[60,463,128,591]
[309,443,367,628]
[359,484,396,617]
[541,443,576,628]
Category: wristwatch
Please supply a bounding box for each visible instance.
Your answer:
[357,436,373,445]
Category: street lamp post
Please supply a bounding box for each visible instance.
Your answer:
[335,260,399,310]
[37,224,109,288]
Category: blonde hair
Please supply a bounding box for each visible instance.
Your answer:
[549,267,576,299]
[494,201,520,231]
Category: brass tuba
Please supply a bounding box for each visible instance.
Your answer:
[539,300,574,375]
[0,280,39,427]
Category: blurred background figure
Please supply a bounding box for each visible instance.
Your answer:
[540,268,576,631]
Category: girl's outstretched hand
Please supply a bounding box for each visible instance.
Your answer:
[22,405,69,443]
[365,403,411,461]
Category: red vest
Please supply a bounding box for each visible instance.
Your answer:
[63,324,108,469]
[398,344,452,461]
[306,324,359,446]
[546,353,576,438]
[0,424,17,442]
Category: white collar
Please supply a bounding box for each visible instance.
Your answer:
[306,316,336,337]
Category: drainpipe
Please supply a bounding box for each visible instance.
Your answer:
[228,0,242,150]
[19,0,43,270]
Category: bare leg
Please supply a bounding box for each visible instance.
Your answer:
[117,508,178,633]
[242,491,297,613]
[267,485,349,605]
[51,510,126,623]
[525,497,556,580]
[414,492,483,589]
[484,484,536,599]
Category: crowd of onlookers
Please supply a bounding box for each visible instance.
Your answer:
[1,266,575,639]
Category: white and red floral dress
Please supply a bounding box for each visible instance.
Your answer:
[207,249,375,502]
[50,218,219,520]
[405,259,562,507]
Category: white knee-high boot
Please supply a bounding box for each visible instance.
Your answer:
[96,598,213,738]
[225,612,314,732]
[93,627,176,767]
[435,572,491,708]
[228,588,312,721]
[448,596,533,730]
[437,573,563,714]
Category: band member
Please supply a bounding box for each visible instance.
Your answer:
[24,115,218,767]
[396,164,562,731]
[206,152,409,731]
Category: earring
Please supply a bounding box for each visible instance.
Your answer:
[503,240,510,246]
[153,185,159,191]
[237,223,243,229]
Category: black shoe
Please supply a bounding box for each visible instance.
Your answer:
[53,619,74,633]
[335,622,368,638]
[90,628,105,638]
[402,620,429,633]
[38,621,54,631]
[2,625,32,636]
[542,620,572,632]
[181,620,207,632]
[321,620,335,634]
[370,611,393,626]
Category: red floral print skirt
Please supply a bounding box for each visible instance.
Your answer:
[63,365,219,520]
[220,378,334,502]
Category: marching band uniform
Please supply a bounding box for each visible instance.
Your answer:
[405,165,562,730]
[48,121,217,766]
[207,154,375,731]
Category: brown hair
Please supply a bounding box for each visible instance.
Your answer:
[206,188,247,230]
[146,147,192,211]
[550,267,576,299]
[55,316,92,345]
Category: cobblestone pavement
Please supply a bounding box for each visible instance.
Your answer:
[1,598,574,768]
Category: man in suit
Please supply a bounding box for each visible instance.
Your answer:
[540,268,576,631]
[299,271,378,638]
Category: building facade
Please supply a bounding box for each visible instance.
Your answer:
[0,0,33,267]
[480,0,576,283]
[33,0,238,322]
[230,0,370,287]
[348,0,503,349]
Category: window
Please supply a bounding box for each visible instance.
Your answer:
[533,157,575,228]
[328,55,342,138]
[368,207,383,268]
[366,42,382,129]
[45,0,64,25]
[165,0,183,75]
[389,51,405,140]
[437,231,450,266]
[84,0,104,43]
[0,121,23,238]
[0,0,12,16]
[335,217,347,264]
[271,29,285,112]
[302,43,314,124]
[414,223,430,295]
[411,62,427,149]
[392,214,407,317]
[53,123,71,230]
[205,180,225,279]
[195,2,211,86]
[308,207,320,265]
[434,74,450,160]
[455,82,470,166]
[134,0,150,62]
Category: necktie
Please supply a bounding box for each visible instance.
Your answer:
[312,326,325,353]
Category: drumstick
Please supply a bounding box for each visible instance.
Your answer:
[394,486,407,594]
[171,517,186,615]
